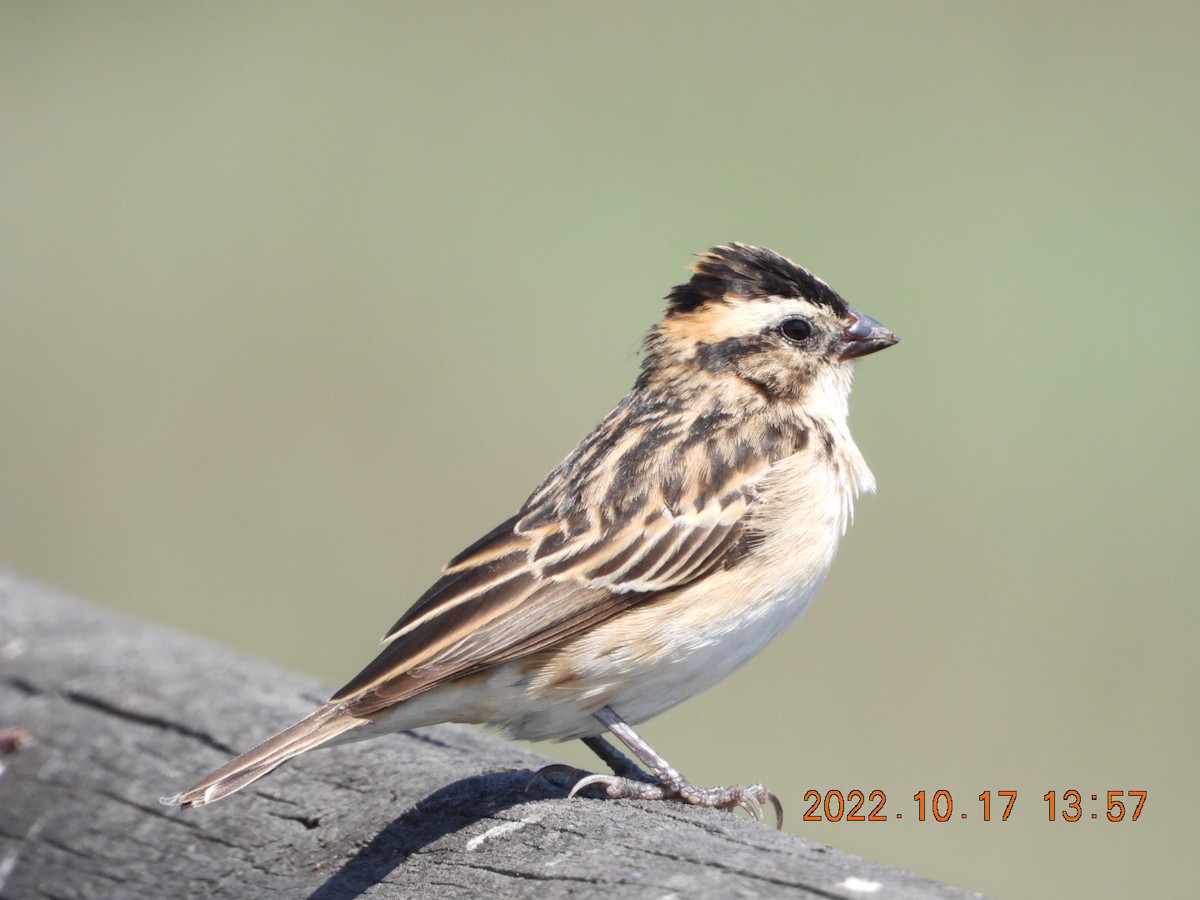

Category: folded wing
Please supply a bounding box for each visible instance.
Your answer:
[333,396,808,715]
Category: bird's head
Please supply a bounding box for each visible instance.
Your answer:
[643,243,898,404]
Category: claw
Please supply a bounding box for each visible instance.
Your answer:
[736,794,763,822]
[526,763,586,793]
[765,791,785,830]
[566,773,616,799]
[732,786,784,829]
[567,773,664,800]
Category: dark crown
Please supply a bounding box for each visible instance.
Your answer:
[665,243,849,317]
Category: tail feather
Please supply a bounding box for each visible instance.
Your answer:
[162,703,364,808]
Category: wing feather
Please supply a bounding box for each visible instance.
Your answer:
[330,389,810,712]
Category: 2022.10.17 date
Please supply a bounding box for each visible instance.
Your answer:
[799,789,1147,823]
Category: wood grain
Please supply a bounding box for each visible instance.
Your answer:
[0,569,983,899]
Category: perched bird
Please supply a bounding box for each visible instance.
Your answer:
[165,243,897,826]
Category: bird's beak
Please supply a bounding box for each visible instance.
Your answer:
[839,309,899,360]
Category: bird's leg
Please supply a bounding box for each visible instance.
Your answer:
[526,734,655,793]
[580,734,656,783]
[566,705,783,828]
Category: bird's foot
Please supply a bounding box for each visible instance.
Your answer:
[527,732,658,794]
[566,771,783,827]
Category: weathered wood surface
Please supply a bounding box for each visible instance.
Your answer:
[0,570,982,899]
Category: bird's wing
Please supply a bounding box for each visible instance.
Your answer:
[333,398,808,716]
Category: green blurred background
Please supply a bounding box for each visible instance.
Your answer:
[2,3,1196,896]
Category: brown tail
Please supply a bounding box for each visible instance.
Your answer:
[161,703,365,808]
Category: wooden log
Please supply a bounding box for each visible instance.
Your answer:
[0,570,982,899]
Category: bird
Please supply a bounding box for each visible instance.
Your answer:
[164,243,898,826]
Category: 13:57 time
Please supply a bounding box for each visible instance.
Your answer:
[1044,790,1146,821]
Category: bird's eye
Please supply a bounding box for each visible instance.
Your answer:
[778,317,814,343]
